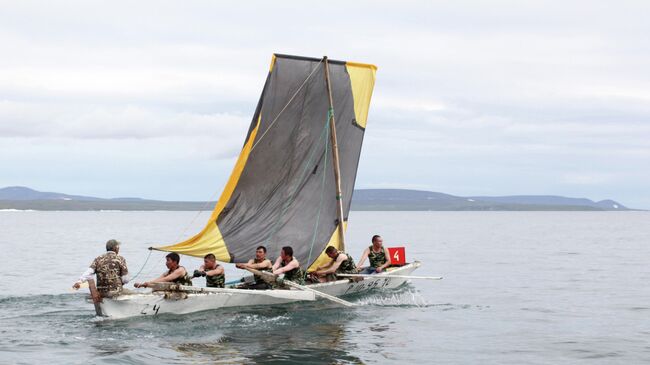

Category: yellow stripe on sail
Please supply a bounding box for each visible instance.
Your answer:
[307,61,375,271]
[307,221,348,272]
[345,62,377,129]
[269,54,277,72]
[154,116,262,261]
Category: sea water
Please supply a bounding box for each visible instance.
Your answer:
[0,211,649,364]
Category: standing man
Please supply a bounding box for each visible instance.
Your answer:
[236,245,273,289]
[357,235,392,274]
[134,252,192,288]
[193,253,225,288]
[72,239,129,298]
[272,246,305,285]
[313,246,357,282]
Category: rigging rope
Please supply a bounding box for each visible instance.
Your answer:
[162,59,325,253]
[174,188,221,243]
[153,60,324,255]
[129,248,154,282]
[265,118,331,244]
[250,59,324,153]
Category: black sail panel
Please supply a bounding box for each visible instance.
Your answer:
[155,54,376,269]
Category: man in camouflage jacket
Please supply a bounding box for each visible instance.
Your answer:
[73,239,129,297]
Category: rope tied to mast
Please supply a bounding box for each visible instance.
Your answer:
[327,107,335,121]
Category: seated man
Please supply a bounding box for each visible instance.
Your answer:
[134,252,192,288]
[235,245,273,289]
[272,246,305,285]
[312,246,357,282]
[357,234,392,274]
[72,239,129,298]
[193,253,225,288]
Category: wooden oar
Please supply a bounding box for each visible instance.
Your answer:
[281,279,356,307]
[337,274,443,280]
[244,267,356,307]
[87,279,104,316]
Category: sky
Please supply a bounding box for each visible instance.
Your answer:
[1,1,649,208]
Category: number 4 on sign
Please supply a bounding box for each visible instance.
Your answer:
[387,247,406,265]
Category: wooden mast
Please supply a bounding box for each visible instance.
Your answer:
[323,56,346,250]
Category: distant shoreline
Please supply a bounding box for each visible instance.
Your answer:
[0,201,642,212]
[0,187,638,211]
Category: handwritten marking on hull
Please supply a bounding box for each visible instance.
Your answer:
[140,304,161,315]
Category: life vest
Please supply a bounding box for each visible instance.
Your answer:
[335,252,357,274]
[253,257,271,284]
[281,259,305,285]
[166,266,193,286]
[368,246,388,268]
[205,265,225,288]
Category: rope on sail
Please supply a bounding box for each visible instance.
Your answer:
[156,59,324,258]
[174,187,222,243]
[265,118,331,245]
[250,59,324,153]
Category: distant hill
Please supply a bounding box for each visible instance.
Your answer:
[468,195,625,210]
[0,186,143,202]
[0,186,635,211]
[351,189,632,211]
[0,186,205,211]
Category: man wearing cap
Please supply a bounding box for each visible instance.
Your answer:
[72,239,129,298]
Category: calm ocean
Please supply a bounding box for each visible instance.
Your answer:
[1,211,648,364]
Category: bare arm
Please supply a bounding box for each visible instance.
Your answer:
[247,259,272,270]
[317,260,334,271]
[317,255,345,275]
[272,257,282,271]
[137,267,186,287]
[273,259,299,275]
[205,266,224,276]
[235,259,253,269]
[357,248,370,268]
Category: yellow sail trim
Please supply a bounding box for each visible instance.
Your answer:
[269,54,277,72]
[345,62,377,129]
[307,221,348,272]
[154,116,262,261]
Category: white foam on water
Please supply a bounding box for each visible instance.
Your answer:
[354,289,430,307]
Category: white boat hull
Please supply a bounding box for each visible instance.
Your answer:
[98,262,420,319]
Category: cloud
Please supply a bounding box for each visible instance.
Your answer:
[562,172,616,185]
[0,1,649,207]
[0,100,250,140]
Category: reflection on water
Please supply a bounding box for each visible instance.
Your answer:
[168,306,364,364]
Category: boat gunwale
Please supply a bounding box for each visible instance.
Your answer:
[305,261,421,289]
[109,261,421,300]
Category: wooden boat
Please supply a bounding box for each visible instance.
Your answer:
[96,262,421,319]
[86,54,423,318]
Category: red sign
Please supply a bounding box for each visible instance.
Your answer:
[387,247,406,266]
